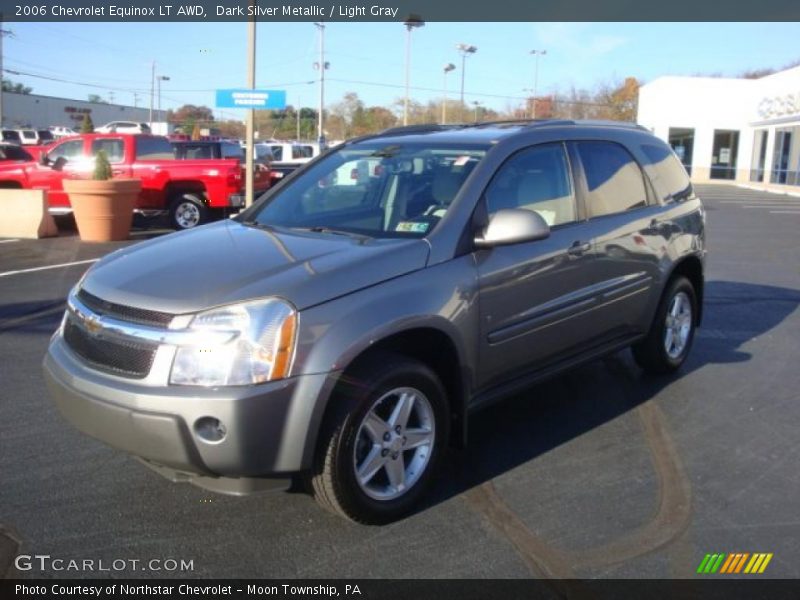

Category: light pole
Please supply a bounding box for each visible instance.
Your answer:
[472,101,482,123]
[313,22,329,148]
[403,15,424,126]
[442,63,455,124]
[529,49,547,119]
[456,43,477,113]
[244,0,256,207]
[149,60,155,129]
[156,75,169,127]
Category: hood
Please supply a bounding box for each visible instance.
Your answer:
[82,220,430,315]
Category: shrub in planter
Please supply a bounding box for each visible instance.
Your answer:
[63,150,142,242]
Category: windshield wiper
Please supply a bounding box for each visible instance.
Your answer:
[241,219,275,231]
[292,226,372,239]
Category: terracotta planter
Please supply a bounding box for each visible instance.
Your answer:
[63,178,141,242]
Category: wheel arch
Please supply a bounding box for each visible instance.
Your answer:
[667,254,704,325]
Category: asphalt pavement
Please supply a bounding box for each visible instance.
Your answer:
[1,185,799,580]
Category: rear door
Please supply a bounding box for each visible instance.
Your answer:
[571,140,663,338]
[474,142,604,389]
[90,137,131,178]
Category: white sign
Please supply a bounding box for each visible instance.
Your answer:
[719,148,731,163]
[758,93,800,120]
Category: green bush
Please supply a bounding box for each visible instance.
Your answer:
[93,150,113,181]
[80,114,95,133]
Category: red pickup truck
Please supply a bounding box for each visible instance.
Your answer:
[0,133,271,230]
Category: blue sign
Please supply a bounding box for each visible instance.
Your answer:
[215,89,286,109]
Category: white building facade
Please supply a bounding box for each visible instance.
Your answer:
[637,66,800,188]
[0,92,166,131]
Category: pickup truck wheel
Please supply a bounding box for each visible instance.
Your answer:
[633,276,697,374]
[307,355,449,524]
[169,194,208,230]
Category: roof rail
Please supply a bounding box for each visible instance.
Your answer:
[377,124,465,136]
[572,119,649,131]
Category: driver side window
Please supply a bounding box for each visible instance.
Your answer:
[47,140,85,162]
[485,143,576,227]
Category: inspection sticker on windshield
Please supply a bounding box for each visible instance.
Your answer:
[395,221,430,233]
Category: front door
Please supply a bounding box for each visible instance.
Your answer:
[475,142,601,390]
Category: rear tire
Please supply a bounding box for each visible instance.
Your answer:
[306,354,449,524]
[169,193,208,230]
[633,276,697,374]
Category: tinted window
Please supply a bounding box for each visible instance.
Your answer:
[640,143,692,201]
[37,130,54,142]
[270,145,284,161]
[576,141,647,217]
[485,143,576,226]
[20,130,37,141]
[0,145,33,161]
[221,142,244,159]
[2,131,21,143]
[292,145,314,160]
[135,136,174,160]
[48,140,84,161]
[91,138,124,163]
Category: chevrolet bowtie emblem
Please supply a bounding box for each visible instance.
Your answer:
[81,313,103,335]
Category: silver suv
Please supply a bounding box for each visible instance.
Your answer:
[44,120,705,523]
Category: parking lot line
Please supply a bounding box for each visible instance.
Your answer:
[0,239,20,244]
[0,258,98,279]
[769,210,800,214]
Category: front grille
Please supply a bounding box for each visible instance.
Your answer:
[77,288,173,327]
[63,318,157,379]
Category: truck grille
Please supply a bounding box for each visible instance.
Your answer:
[77,288,173,327]
[63,317,158,379]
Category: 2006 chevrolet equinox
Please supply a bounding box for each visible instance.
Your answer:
[44,120,705,523]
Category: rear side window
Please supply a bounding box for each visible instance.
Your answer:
[221,143,244,159]
[91,138,124,163]
[576,141,647,217]
[0,145,32,160]
[485,143,576,226]
[270,145,284,161]
[135,136,174,160]
[292,145,314,160]
[640,143,692,202]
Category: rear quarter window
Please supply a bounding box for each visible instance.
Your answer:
[91,138,125,163]
[640,143,692,202]
[135,137,175,160]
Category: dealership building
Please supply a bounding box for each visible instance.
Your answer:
[0,91,165,131]
[637,65,800,188]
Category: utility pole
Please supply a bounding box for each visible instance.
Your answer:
[0,14,12,129]
[456,43,477,112]
[314,22,328,148]
[133,92,139,108]
[245,0,256,207]
[296,101,301,140]
[108,90,115,104]
[157,75,170,126]
[149,60,155,129]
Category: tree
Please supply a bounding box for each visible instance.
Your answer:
[80,114,95,133]
[1,79,32,94]
[601,77,640,122]
[170,104,214,133]
[87,94,106,104]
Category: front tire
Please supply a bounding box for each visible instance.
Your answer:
[633,276,697,374]
[307,354,449,524]
[169,193,208,230]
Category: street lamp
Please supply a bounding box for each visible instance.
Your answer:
[456,43,477,109]
[442,63,455,125]
[157,75,169,128]
[403,15,424,126]
[472,100,482,123]
[529,49,547,119]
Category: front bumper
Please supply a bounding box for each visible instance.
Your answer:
[44,335,338,493]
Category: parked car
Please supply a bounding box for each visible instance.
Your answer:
[50,125,77,138]
[0,143,33,162]
[1,130,22,145]
[36,129,56,145]
[0,133,270,229]
[43,120,705,523]
[95,121,151,134]
[16,129,39,145]
[261,141,322,180]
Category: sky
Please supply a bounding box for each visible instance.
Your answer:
[4,21,800,119]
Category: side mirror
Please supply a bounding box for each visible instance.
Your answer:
[39,153,50,166]
[474,208,551,248]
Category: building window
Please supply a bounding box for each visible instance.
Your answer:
[771,126,799,186]
[750,130,769,183]
[711,130,740,180]
[668,128,694,176]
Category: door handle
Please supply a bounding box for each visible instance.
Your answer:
[567,241,591,257]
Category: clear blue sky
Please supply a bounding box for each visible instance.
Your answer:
[4,22,800,118]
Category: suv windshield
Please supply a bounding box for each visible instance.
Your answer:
[246,143,487,238]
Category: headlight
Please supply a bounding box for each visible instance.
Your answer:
[169,298,297,386]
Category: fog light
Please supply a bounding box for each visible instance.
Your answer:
[194,417,227,443]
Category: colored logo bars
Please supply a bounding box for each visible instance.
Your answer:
[697,553,773,574]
